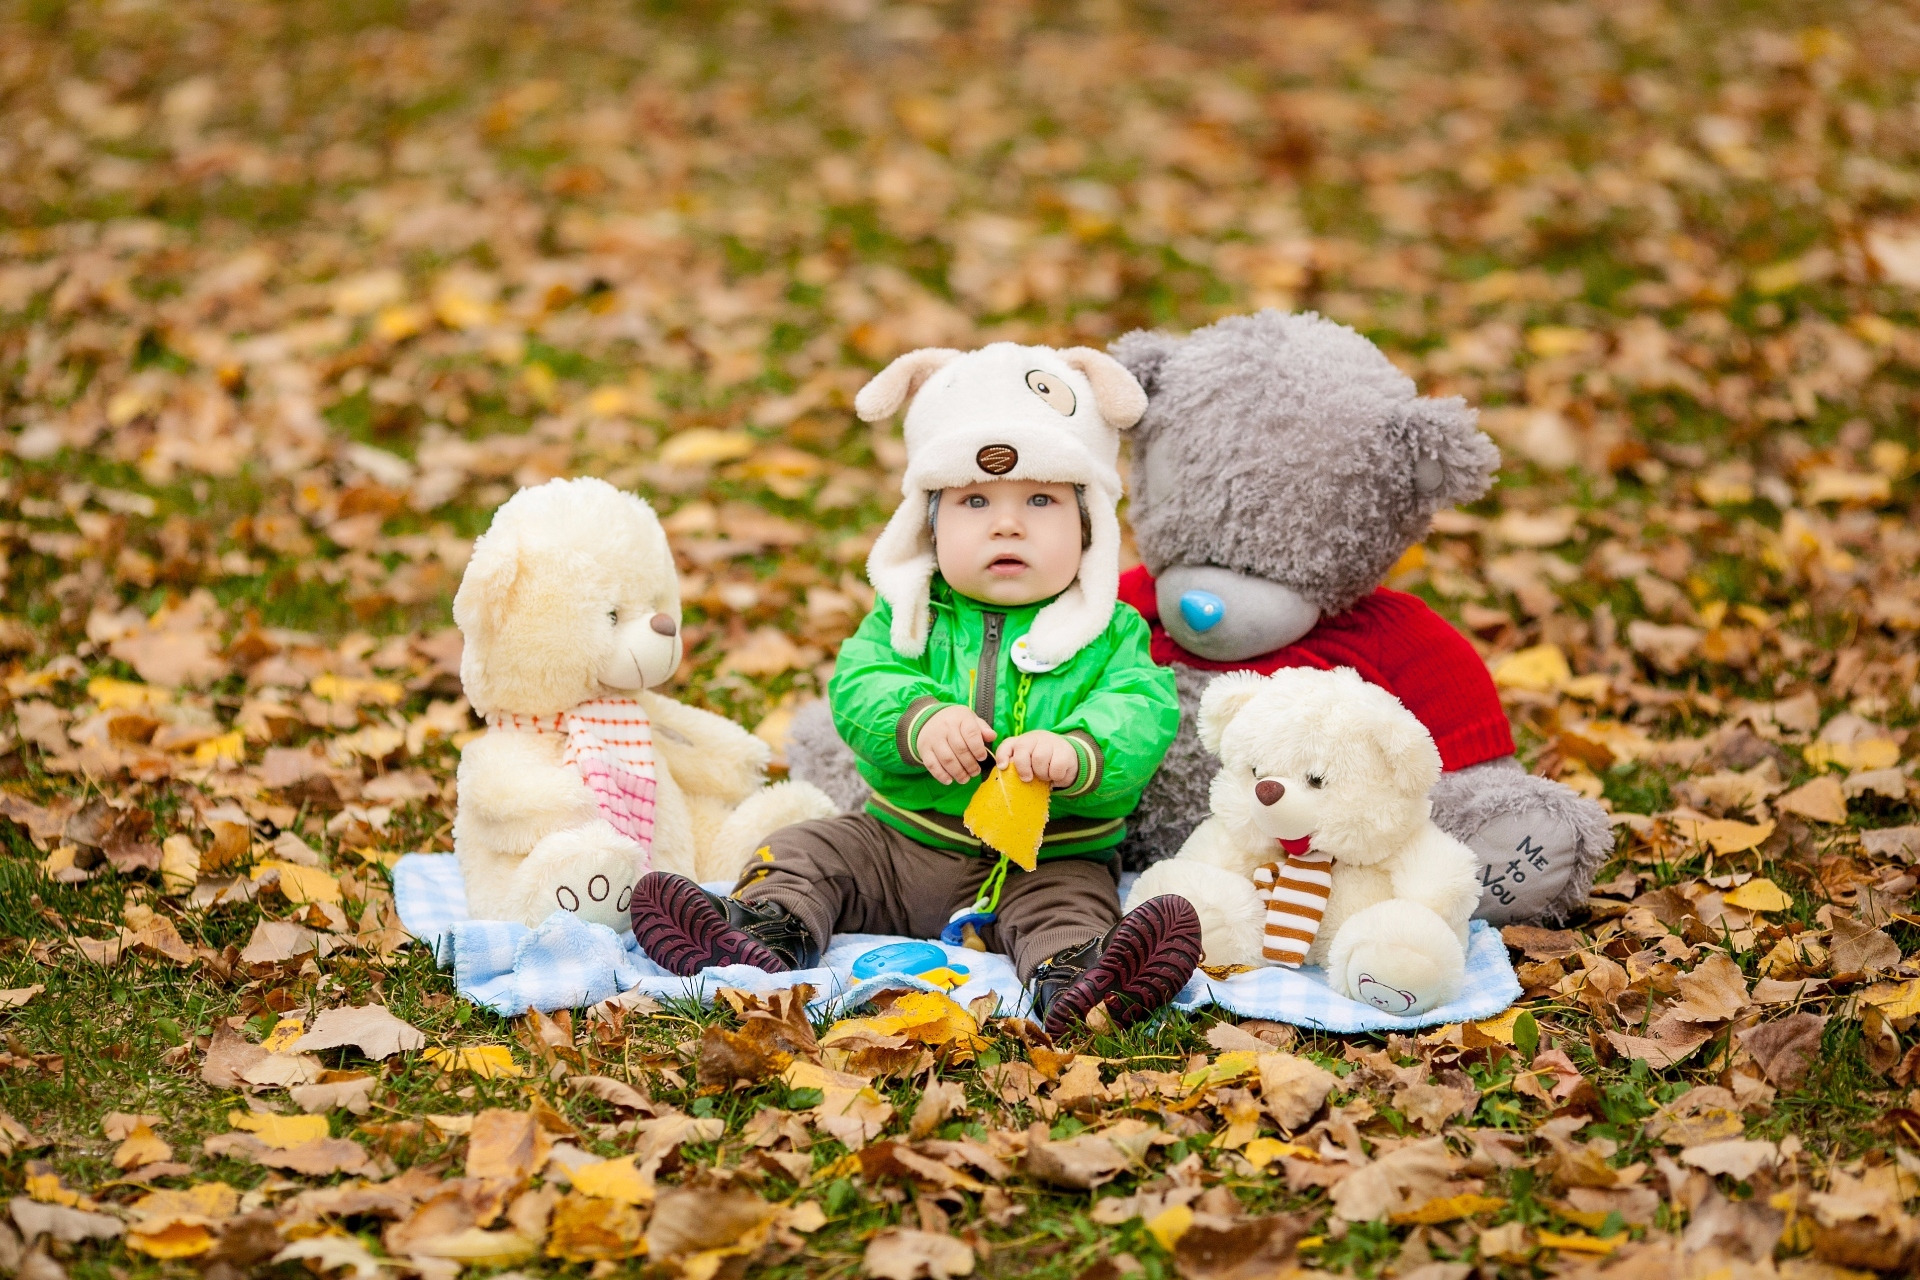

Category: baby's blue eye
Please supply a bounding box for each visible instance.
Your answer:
[1028,494,1053,507]
[963,495,988,508]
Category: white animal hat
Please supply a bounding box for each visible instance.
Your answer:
[857,342,1148,668]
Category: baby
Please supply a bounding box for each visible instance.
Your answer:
[628,343,1200,1035]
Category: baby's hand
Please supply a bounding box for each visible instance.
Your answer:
[995,731,1080,788]
[917,706,996,785]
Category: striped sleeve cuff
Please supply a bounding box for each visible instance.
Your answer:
[1056,730,1103,798]
[897,696,953,768]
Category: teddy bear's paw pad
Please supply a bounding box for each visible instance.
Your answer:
[551,873,631,929]
[1468,811,1578,925]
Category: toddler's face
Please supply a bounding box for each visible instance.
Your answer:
[934,480,1082,606]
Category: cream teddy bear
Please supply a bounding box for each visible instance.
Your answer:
[451,476,835,931]
[1124,666,1479,1015]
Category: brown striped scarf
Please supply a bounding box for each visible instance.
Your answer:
[1252,838,1335,968]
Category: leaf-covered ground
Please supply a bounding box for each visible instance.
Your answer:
[5,0,1920,1276]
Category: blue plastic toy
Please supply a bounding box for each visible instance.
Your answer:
[851,941,971,989]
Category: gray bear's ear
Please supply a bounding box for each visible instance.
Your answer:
[1107,329,1179,397]
[1197,671,1267,756]
[1400,396,1500,509]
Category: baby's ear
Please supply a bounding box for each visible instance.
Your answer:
[854,348,963,422]
[452,527,524,644]
[1401,395,1500,510]
[1198,671,1267,756]
[1059,347,1148,429]
[1106,328,1178,397]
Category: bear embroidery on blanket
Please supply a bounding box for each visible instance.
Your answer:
[485,698,659,865]
[1251,841,1333,968]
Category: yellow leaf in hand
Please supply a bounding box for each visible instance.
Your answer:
[963,765,1050,871]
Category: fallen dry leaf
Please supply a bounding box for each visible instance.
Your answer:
[863,1227,975,1280]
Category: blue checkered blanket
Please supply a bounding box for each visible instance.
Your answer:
[392,854,1517,1028]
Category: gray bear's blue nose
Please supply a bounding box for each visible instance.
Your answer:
[1179,589,1225,632]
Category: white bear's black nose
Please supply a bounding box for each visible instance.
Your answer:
[650,612,677,636]
[1255,778,1285,806]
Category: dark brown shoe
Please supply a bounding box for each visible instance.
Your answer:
[1033,895,1202,1038]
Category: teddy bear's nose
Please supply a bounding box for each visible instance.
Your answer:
[649,613,678,636]
[1255,778,1285,806]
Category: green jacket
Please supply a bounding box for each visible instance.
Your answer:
[830,579,1180,859]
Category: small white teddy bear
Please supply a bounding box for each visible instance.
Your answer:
[451,477,834,931]
[1124,665,1480,1015]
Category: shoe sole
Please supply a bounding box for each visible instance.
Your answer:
[629,872,789,977]
[1044,894,1201,1038]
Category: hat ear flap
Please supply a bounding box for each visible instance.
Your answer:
[1197,671,1267,756]
[854,348,963,422]
[1059,346,1148,429]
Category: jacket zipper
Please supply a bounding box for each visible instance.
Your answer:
[973,612,1004,724]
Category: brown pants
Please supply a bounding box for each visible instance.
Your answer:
[735,812,1122,979]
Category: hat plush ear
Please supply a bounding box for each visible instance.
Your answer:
[854,348,963,422]
[1059,347,1148,429]
[1106,328,1179,397]
[1401,395,1500,509]
[1197,671,1268,756]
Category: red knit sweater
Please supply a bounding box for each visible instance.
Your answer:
[1117,566,1515,772]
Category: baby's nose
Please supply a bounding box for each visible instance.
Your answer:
[1255,778,1285,806]
[649,613,678,636]
[1179,589,1225,633]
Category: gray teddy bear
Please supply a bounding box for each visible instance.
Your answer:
[788,310,1610,925]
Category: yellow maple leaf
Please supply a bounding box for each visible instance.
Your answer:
[1491,644,1572,692]
[1537,1230,1624,1256]
[1468,1008,1525,1045]
[1180,1050,1260,1092]
[88,677,170,710]
[1391,1193,1508,1225]
[659,428,755,467]
[822,991,981,1050]
[1803,739,1902,772]
[310,674,405,706]
[251,861,343,904]
[1861,980,1920,1020]
[1673,817,1776,855]
[569,1156,654,1205]
[25,1172,84,1208]
[1240,1137,1317,1168]
[425,1045,524,1079]
[112,1122,173,1170]
[127,1223,215,1258]
[963,764,1051,871]
[227,1111,330,1149]
[259,1016,305,1054]
[192,730,246,765]
[1146,1203,1194,1251]
[1722,878,1793,913]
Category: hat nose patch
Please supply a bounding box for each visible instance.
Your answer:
[1178,590,1226,633]
[976,444,1018,475]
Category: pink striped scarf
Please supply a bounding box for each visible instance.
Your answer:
[485,697,658,870]
[1251,837,1334,968]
